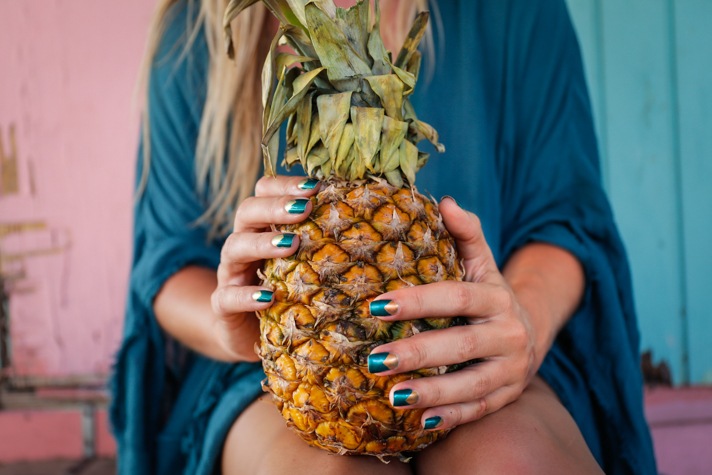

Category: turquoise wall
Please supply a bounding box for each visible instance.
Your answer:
[566,0,712,384]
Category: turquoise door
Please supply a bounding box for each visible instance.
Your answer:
[566,0,712,384]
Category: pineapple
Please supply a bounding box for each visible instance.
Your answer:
[225,0,465,460]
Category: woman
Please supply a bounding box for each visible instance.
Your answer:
[110,0,657,473]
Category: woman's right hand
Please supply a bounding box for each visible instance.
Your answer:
[210,175,319,362]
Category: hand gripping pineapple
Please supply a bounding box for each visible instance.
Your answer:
[213,0,589,465]
[222,0,466,458]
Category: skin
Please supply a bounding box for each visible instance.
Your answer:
[154,175,604,474]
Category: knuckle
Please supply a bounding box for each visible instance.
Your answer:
[449,404,465,427]
[468,212,482,232]
[455,330,478,362]
[512,324,530,352]
[491,286,513,313]
[427,380,445,406]
[247,234,262,258]
[220,233,238,261]
[505,318,530,353]
[405,339,430,370]
[469,373,490,398]
[254,176,273,196]
[216,262,231,285]
[233,197,254,227]
[211,287,226,315]
[477,398,488,419]
[511,359,530,382]
[411,289,427,315]
[452,284,474,314]
[212,286,243,316]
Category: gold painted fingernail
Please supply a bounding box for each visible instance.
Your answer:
[368,352,399,373]
[370,300,399,317]
[271,233,295,248]
[297,178,319,190]
[252,290,273,303]
[392,389,419,407]
[285,199,309,214]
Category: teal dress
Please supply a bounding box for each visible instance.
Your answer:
[110,1,657,473]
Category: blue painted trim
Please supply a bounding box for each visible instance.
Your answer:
[593,0,610,190]
[666,0,690,385]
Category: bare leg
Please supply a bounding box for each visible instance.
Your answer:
[222,395,413,475]
[413,376,603,475]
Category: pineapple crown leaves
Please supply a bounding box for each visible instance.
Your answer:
[224,0,444,187]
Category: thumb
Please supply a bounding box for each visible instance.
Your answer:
[439,196,498,279]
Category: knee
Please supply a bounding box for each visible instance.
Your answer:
[416,426,547,475]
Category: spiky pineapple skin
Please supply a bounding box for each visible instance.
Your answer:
[258,178,464,458]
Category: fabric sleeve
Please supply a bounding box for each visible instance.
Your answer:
[495,1,656,473]
[109,3,218,473]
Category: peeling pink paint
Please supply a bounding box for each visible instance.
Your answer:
[0,0,154,377]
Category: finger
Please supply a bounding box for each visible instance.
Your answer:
[387,363,523,412]
[367,317,529,375]
[233,195,313,233]
[254,175,321,197]
[439,197,497,279]
[211,284,275,318]
[220,231,299,268]
[420,385,516,431]
[368,280,513,321]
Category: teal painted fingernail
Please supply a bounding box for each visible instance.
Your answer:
[392,389,418,407]
[271,233,295,248]
[285,198,309,214]
[423,416,442,430]
[252,290,273,303]
[370,300,398,317]
[368,352,399,373]
[297,178,319,190]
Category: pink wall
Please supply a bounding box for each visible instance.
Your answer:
[0,0,154,377]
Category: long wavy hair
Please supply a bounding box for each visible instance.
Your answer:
[137,0,433,238]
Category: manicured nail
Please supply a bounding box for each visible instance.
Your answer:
[285,198,309,214]
[271,233,295,248]
[423,416,442,430]
[252,290,274,303]
[370,300,398,317]
[368,352,399,373]
[297,178,319,190]
[392,389,419,407]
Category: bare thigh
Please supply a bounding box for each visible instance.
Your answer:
[222,395,412,475]
[413,376,604,475]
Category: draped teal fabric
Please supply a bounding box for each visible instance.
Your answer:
[110,1,657,473]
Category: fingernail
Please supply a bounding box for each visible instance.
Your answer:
[368,352,399,373]
[440,195,460,207]
[392,389,419,407]
[423,416,442,430]
[297,178,319,190]
[285,198,309,214]
[271,233,295,248]
[370,300,398,317]
[252,290,274,303]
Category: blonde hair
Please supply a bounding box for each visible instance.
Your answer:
[138,0,433,238]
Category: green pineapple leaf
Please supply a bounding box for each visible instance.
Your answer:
[351,106,385,174]
[365,75,404,120]
[317,92,353,161]
[394,12,429,69]
[305,3,372,87]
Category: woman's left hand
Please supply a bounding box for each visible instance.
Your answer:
[366,197,539,431]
